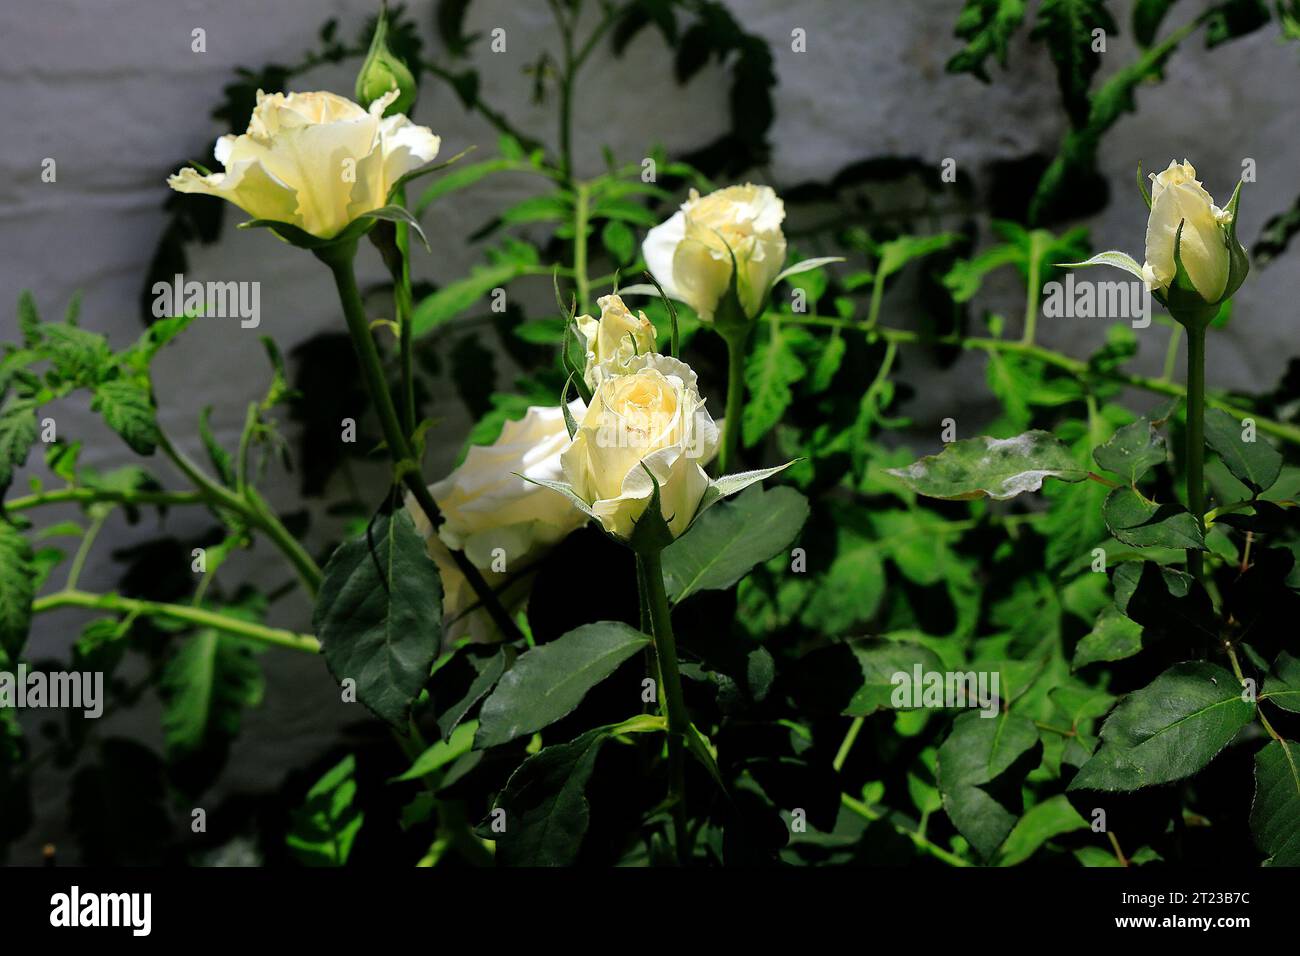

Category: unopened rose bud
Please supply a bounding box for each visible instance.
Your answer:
[355,3,417,118]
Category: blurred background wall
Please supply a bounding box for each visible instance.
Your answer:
[2,0,1297,861]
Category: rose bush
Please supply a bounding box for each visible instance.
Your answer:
[2,1,1298,875]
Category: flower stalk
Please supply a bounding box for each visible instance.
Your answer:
[1184,321,1208,583]
[719,324,750,475]
[315,238,525,644]
[638,545,691,864]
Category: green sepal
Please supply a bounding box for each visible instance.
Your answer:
[559,375,580,440]
[628,464,677,555]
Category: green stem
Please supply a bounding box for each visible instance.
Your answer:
[639,547,690,864]
[1161,323,1183,382]
[833,717,863,773]
[1021,231,1045,345]
[158,430,322,595]
[65,511,107,591]
[236,402,257,497]
[316,240,524,644]
[5,487,206,512]
[719,325,751,474]
[1185,322,1207,584]
[865,273,885,331]
[395,185,417,437]
[33,589,320,653]
[839,793,970,867]
[778,313,1300,446]
[573,181,590,312]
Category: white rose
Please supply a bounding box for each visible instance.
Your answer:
[560,354,719,540]
[429,402,588,570]
[643,184,787,322]
[405,509,526,646]
[168,89,439,240]
[575,293,657,390]
[1143,159,1234,301]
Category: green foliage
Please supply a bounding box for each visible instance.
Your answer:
[286,755,365,866]
[662,485,808,602]
[888,431,1088,500]
[1250,740,1300,865]
[474,622,649,748]
[1070,663,1255,791]
[6,0,1298,871]
[0,521,35,659]
[937,711,1041,860]
[947,0,1029,80]
[315,509,443,727]
[160,627,264,766]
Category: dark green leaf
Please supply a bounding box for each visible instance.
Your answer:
[429,642,513,740]
[937,710,1041,860]
[1203,407,1282,493]
[1032,0,1118,125]
[314,509,442,727]
[1103,486,1205,550]
[843,640,947,716]
[0,397,38,496]
[475,622,649,748]
[1132,0,1177,46]
[160,628,263,761]
[947,0,1029,80]
[662,485,808,603]
[1261,652,1300,714]
[1070,662,1255,791]
[743,325,805,448]
[489,723,630,866]
[1092,407,1172,485]
[1250,739,1300,866]
[1073,605,1143,669]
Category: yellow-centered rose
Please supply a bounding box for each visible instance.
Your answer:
[575,294,657,389]
[429,402,587,569]
[643,184,787,322]
[560,354,718,540]
[1061,158,1247,325]
[168,88,439,240]
[405,402,586,644]
[1143,160,1233,301]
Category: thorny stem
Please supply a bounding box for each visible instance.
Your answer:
[317,239,524,644]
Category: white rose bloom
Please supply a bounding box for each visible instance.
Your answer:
[643,184,787,322]
[405,402,587,644]
[1143,159,1234,301]
[560,354,719,540]
[168,89,440,240]
[575,293,657,390]
[429,402,588,570]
